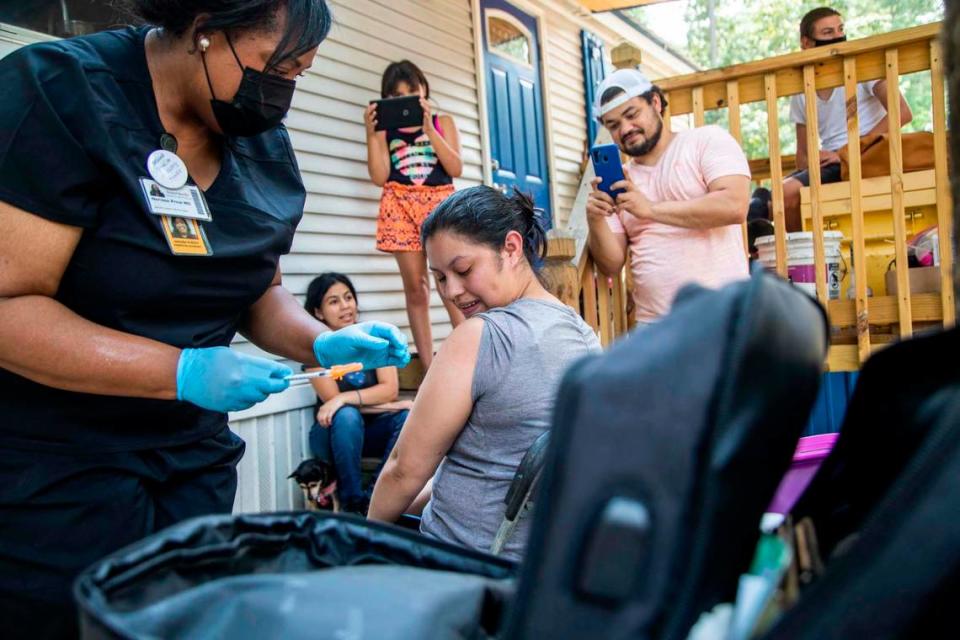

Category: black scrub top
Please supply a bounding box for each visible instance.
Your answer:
[0,27,306,452]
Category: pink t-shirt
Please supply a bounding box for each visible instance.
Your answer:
[605,125,750,323]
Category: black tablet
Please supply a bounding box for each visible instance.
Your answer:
[371,95,423,131]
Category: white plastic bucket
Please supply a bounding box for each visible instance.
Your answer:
[756,232,844,300]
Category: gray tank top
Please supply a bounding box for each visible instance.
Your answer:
[420,298,601,560]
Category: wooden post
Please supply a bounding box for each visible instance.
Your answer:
[843,55,872,364]
[692,86,706,127]
[611,43,642,70]
[580,258,600,333]
[930,38,956,328]
[765,73,788,276]
[727,80,749,256]
[885,48,913,337]
[727,81,742,143]
[946,8,960,322]
[611,270,626,336]
[597,275,612,346]
[803,64,829,309]
[543,235,580,309]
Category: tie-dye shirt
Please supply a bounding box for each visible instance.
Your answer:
[386,117,453,187]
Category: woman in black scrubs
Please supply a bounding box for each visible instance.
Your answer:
[0,1,408,635]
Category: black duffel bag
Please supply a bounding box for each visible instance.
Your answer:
[507,266,828,640]
[74,512,515,640]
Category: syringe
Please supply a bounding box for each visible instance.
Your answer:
[284,362,363,382]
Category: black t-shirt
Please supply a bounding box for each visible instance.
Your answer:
[385,118,453,187]
[310,368,380,413]
[0,28,306,452]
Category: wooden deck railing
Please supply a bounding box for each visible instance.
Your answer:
[558,23,955,370]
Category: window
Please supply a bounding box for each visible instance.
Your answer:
[487,13,532,67]
[0,1,125,38]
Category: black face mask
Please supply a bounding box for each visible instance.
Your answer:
[201,36,296,137]
[812,35,847,47]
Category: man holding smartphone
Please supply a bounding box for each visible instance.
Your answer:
[586,69,751,324]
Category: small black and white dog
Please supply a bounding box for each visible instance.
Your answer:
[288,458,340,512]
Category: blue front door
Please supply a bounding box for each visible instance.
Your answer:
[481,0,552,226]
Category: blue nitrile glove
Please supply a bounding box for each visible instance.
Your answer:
[176,347,292,412]
[313,321,411,370]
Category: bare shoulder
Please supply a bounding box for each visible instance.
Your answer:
[427,317,482,372]
[416,317,484,405]
[439,316,484,355]
[438,113,458,131]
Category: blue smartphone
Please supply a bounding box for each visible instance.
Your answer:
[590,143,626,199]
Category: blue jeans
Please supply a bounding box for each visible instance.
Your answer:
[309,407,408,503]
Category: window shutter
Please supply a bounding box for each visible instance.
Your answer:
[581,29,608,147]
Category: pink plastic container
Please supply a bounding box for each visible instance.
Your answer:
[767,433,838,515]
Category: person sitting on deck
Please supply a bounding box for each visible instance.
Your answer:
[782,6,913,232]
[585,68,751,326]
[367,186,601,560]
[304,273,413,515]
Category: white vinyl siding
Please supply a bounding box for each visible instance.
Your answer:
[543,11,591,227]
[231,385,318,513]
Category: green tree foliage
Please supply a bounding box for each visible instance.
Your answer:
[663,0,944,158]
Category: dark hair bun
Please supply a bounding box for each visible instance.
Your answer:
[421,185,548,272]
[509,188,547,265]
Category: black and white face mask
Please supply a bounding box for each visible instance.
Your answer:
[201,35,296,137]
[812,35,847,47]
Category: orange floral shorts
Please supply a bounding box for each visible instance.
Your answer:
[376,181,456,252]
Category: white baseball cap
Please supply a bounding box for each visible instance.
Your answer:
[592,68,654,121]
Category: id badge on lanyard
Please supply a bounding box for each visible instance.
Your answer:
[141,147,214,256]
